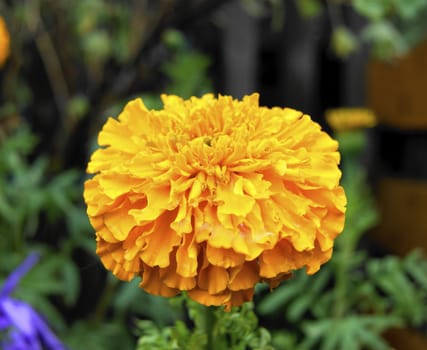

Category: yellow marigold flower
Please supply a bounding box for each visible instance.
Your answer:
[326,108,377,132]
[84,93,346,310]
[0,16,10,67]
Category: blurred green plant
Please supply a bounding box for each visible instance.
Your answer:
[0,124,90,333]
[137,28,213,109]
[295,0,427,60]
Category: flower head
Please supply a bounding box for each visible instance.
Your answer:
[0,16,10,68]
[0,253,67,350]
[84,93,346,310]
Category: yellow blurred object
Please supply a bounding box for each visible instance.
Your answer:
[0,16,10,67]
[325,107,377,132]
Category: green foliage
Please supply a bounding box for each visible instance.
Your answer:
[301,315,402,350]
[353,0,427,58]
[63,321,134,350]
[293,0,427,59]
[136,298,275,350]
[0,126,93,337]
[0,127,91,252]
[352,0,389,21]
[136,319,207,350]
[361,20,407,60]
[162,50,211,99]
[162,30,212,98]
[139,28,212,108]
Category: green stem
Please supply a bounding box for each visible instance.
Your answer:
[91,276,120,326]
[198,305,216,350]
[334,234,353,318]
[334,147,363,318]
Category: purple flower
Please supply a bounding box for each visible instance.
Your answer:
[0,253,67,350]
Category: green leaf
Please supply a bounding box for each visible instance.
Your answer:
[391,0,427,19]
[162,48,212,98]
[353,0,390,20]
[62,257,81,306]
[367,255,427,326]
[361,20,407,59]
[287,268,330,322]
[257,272,309,315]
[19,256,64,295]
[83,30,111,63]
[296,0,323,18]
[403,250,427,278]
[112,278,142,314]
[68,95,90,120]
[65,321,134,350]
[301,316,402,350]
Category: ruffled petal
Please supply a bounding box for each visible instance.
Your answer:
[206,245,245,268]
[228,262,260,291]
[198,264,229,295]
[139,265,179,297]
[188,288,231,307]
[176,233,199,277]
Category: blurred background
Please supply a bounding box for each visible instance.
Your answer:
[1,1,427,349]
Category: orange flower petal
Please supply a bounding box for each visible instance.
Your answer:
[228,289,254,309]
[188,288,231,307]
[103,205,137,241]
[96,239,139,281]
[216,183,255,218]
[160,254,197,290]
[229,262,260,291]
[139,211,181,268]
[259,240,298,279]
[206,245,245,268]
[198,264,229,295]
[176,233,199,278]
[130,186,172,222]
[139,265,179,297]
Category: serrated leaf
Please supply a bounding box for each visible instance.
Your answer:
[403,250,427,290]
